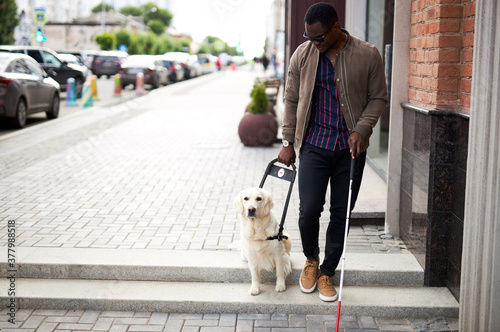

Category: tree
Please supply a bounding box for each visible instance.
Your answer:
[127,35,142,55]
[141,33,156,55]
[141,3,173,27]
[148,20,165,36]
[180,39,191,53]
[91,2,115,13]
[0,0,20,45]
[119,6,142,16]
[197,44,210,54]
[162,35,184,53]
[115,29,131,48]
[95,32,116,50]
[199,36,240,56]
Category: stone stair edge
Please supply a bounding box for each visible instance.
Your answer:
[1,247,422,271]
[0,278,459,318]
[0,247,424,286]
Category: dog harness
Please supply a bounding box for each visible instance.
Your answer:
[259,159,296,242]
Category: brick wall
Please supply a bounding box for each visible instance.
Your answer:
[409,0,475,114]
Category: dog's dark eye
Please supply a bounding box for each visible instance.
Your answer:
[243,197,249,201]
[256,197,262,201]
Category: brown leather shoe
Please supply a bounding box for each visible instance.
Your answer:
[299,257,319,293]
[317,273,338,302]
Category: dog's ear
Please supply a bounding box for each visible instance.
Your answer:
[234,191,244,215]
[262,190,274,216]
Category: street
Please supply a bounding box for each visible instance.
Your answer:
[0,75,152,138]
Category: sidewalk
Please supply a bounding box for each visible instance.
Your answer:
[0,68,457,331]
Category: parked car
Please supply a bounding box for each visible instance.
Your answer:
[156,55,184,83]
[79,50,100,70]
[189,54,203,77]
[197,54,217,74]
[91,51,128,78]
[0,45,87,97]
[0,52,60,128]
[119,55,169,89]
[163,52,201,80]
[58,53,89,78]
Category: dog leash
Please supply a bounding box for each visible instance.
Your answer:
[258,158,297,242]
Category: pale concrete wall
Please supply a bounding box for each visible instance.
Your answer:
[385,0,411,237]
[460,0,500,329]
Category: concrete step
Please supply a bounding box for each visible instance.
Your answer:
[0,278,458,318]
[2,248,423,286]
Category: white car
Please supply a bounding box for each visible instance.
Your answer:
[163,52,199,79]
[197,54,217,74]
[188,54,203,77]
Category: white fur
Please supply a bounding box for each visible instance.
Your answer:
[234,187,292,295]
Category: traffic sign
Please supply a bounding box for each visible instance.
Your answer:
[34,8,46,25]
[214,41,224,52]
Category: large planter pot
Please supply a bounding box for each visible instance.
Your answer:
[238,112,278,147]
[245,102,276,117]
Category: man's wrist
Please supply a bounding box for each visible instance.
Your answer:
[282,140,293,148]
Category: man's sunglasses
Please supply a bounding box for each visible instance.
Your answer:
[303,24,333,42]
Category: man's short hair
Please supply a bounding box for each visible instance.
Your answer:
[304,2,338,27]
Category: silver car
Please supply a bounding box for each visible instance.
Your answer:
[119,55,169,89]
[0,52,60,128]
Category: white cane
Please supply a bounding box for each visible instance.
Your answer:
[335,157,355,332]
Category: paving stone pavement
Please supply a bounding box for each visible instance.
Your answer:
[0,69,457,331]
[0,70,402,254]
[0,309,459,332]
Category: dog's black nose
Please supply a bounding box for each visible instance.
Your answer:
[247,207,256,217]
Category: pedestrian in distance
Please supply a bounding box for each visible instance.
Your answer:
[261,55,270,71]
[216,57,222,71]
[277,2,387,302]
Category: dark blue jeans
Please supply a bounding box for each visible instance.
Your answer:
[298,142,366,276]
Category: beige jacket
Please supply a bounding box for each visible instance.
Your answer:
[282,32,388,155]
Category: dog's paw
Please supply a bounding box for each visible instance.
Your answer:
[275,283,286,292]
[249,286,261,296]
[229,240,241,250]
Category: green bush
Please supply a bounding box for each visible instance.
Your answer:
[115,29,131,48]
[95,32,116,50]
[148,20,165,36]
[91,2,114,13]
[119,6,142,16]
[249,81,269,114]
[127,35,139,54]
[140,33,156,54]
[96,28,191,55]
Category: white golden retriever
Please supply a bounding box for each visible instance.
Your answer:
[234,187,292,295]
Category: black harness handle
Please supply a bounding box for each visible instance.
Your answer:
[258,158,297,241]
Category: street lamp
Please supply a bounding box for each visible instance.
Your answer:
[141,6,157,30]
